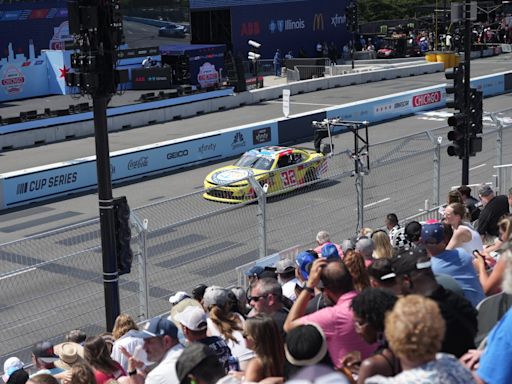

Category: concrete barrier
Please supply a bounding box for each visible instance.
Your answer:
[0,70,508,209]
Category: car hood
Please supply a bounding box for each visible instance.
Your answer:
[206,166,267,185]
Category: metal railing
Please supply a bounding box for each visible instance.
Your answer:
[1,107,511,364]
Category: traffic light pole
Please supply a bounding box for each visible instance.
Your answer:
[462,0,472,185]
[93,95,120,331]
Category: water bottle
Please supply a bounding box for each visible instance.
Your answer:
[227,356,240,372]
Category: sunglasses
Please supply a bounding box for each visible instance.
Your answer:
[248,294,269,302]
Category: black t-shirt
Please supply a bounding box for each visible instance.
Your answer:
[271,307,289,339]
[477,195,509,237]
[429,285,478,357]
[199,336,233,372]
[304,293,332,315]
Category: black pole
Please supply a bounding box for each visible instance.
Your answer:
[93,95,120,331]
[351,33,355,69]
[462,0,471,185]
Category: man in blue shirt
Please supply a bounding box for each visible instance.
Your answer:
[421,222,485,307]
[273,49,281,77]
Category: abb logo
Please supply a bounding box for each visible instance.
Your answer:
[412,91,442,107]
[241,21,261,36]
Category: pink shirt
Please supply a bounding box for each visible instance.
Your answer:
[298,291,376,368]
[314,242,344,259]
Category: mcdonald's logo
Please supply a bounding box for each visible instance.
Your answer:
[313,13,324,31]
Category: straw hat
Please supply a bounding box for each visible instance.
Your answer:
[53,342,85,370]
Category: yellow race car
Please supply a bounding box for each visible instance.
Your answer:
[203,146,327,203]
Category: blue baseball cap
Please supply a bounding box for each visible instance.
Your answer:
[295,250,318,280]
[244,265,265,277]
[421,223,445,244]
[133,316,178,340]
[321,243,339,259]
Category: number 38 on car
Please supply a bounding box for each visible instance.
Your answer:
[203,146,327,203]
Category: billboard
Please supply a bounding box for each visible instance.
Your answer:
[190,0,307,9]
[230,0,351,58]
[0,1,68,59]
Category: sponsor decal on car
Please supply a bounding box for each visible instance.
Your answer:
[211,168,253,185]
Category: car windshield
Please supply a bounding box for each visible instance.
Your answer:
[234,154,273,170]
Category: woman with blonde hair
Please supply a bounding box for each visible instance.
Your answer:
[366,295,474,383]
[243,314,285,382]
[371,230,394,259]
[110,314,146,371]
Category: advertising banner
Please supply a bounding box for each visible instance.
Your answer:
[230,0,351,58]
[0,121,278,208]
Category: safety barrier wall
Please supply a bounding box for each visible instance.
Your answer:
[0,62,443,147]
[0,70,510,209]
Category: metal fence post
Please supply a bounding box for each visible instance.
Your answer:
[355,174,364,233]
[138,218,149,320]
[427,131,442,207]
[490,112,503,193]
[248,176,267,259]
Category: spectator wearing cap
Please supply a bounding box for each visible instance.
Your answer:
[284,323,335,379]
[367,259,401,296]
[244,265,265,286]
[111,314,148,372]
[174,306,233,372]
[365,295,475,384]
[192,284,208,303]
[30,341,62,378]
[169,292,190,306]
[295,250,332,315]
[53,342,85,371]
[421,222,484,307]
[355,237,374,267]
[477,184,509,243]
[313,231,343,259]
[385,213,411,251]
[284,258,376,369]
[203,286,254,370]
[129,316,183,384]
[175,343,229,384]
[391,250,477,358]
[3,357,28,384]
[274,259,299,302]
[404,221,423,250]
[249,277,289,338]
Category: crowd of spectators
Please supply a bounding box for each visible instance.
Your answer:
[3,183,512,384]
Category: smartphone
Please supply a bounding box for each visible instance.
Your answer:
[472,250,484,259]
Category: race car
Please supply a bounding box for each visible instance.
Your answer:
[203,146,327,203]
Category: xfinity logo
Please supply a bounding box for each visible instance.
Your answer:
[331,14,346,27]
[198,143,216,154]
[269,18,305,33]
[167,149,189,159]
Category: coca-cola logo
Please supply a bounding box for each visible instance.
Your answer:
[128,156,149,170]
[412,91,442,107]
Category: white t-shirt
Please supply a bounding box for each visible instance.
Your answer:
[111,332,149,372]
[145,344,184,384]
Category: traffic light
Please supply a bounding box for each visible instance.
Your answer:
[346,2,358,33]
[468,88,483,135]
[445,63,464,111]
[113,196,133,275]
[447,112,467,158]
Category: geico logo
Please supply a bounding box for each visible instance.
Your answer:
[167,150,189,159]
[313,14,324,31]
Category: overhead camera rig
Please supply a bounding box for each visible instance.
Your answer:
[311,118,370,175]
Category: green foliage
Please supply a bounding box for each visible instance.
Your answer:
[359,0,435,22]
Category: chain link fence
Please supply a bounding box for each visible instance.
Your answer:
[1,108,511,365]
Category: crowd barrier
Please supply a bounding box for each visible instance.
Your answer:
[1,70,511,210]
[1,107,511,365]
